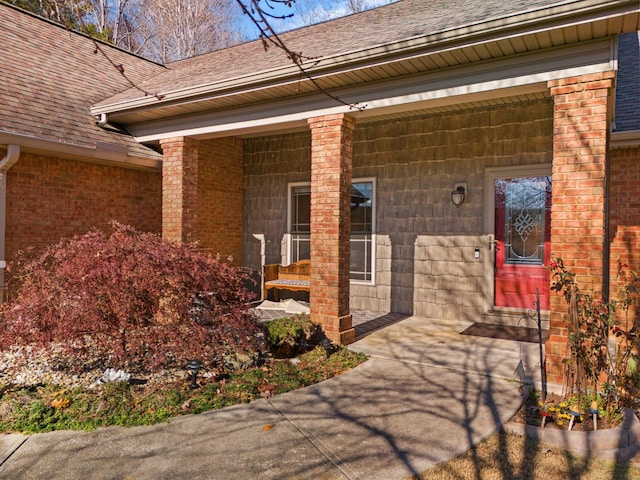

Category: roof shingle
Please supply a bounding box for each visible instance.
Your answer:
[0,3,166,159]
[615,31,640,132]
[97,0,566,107]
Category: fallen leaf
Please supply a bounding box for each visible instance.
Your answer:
[262,424,275,431]
[51,398,70,409]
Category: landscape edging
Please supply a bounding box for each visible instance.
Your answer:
[504,408,640,462]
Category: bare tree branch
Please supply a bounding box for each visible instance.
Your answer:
[71,1,165,100]
[236,0,366,111]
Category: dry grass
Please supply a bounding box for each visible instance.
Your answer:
[410,430,640,480]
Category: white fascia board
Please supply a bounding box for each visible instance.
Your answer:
[0,132,161,170]
[92,0,637,116]
[132,39,615,142]
[611,130,640,148]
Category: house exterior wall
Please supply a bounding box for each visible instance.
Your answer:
[197,137,244,263]
[243,98,554,320]
[243,132,311,280]
[5,151,161,262]
[160,137,244,263]
[352,98,554,317]
[609,145,640,322]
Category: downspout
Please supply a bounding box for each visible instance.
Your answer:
[0,145,20,303]
[252,233,266,303]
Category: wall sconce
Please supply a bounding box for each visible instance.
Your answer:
[451,183,467,208]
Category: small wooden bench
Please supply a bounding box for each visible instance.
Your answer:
[263,259,310,301]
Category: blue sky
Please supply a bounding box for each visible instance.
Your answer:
[239,0,396,37]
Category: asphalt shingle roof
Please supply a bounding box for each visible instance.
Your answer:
[615,31,640,132]
[97,0,566,107]
[0,2,166,159]
[2,0,637,140]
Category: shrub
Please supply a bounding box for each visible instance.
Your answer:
[0,222,267,373]
[549,258,640,416]
[265,314,321,357]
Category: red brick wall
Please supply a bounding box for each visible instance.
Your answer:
[308,114,355,344]
[546,71,615,385]
[609,146,640,325]
[198,137,244,263]
[5,151,161,261]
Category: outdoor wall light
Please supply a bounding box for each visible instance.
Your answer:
[451,183,467,207]
[186,359,203,389]
[319,338,335,357]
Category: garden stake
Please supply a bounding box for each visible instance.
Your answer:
[589,408,599,430]
[568,410,580,431]
[535,289,547,402]
[540,410,552,428]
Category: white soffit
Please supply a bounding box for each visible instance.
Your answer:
[131,38,615,142]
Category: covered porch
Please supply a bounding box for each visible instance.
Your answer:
[90,1,639,385]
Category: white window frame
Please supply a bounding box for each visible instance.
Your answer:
[286,178,376,285]
[350,177,376,285]
[286,182,311,266]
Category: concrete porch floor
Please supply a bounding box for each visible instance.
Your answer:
[254,304,547,391]
[1,311,536,480]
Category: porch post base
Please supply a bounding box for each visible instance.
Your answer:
[313,313,355,345]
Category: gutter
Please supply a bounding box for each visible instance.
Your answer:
[0,145,20,302]
[611,130,640,148]
[91,0,639,116]
[0,132,161,171]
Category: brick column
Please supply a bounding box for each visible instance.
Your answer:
[160,137,199,243]
[308,114,355,345]
[546,71,615,385]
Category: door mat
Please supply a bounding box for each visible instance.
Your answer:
[461,322,549,344]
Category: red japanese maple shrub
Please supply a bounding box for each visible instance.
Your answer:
[0,222,266,373]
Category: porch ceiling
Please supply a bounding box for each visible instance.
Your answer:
[96,1,639,142]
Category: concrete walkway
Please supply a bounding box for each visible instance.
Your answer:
[0,316,541,480]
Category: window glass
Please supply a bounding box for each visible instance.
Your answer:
[291,185,311,233]
[289,181,374,282]
[496,176,551,265]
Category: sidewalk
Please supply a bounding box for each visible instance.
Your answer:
[0,316,533,480]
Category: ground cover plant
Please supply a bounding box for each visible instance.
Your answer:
[0,345,366,434]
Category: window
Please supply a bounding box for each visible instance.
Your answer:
[290,185,311,263]
[288,179,375,283]
[350,181,374,282]
[496,176,551,266]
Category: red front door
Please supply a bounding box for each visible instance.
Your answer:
[494,176,551,310]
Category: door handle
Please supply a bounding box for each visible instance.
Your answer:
[488,234,497,251]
